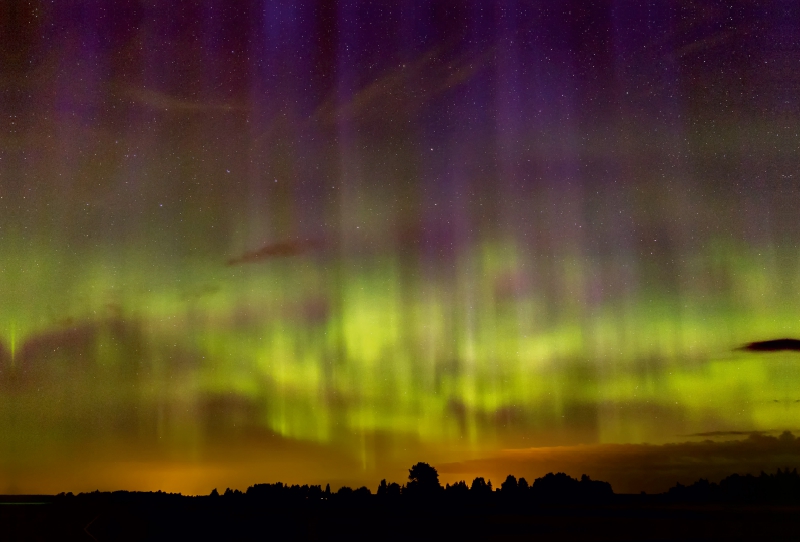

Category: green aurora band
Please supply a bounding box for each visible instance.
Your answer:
[3,234,799,454]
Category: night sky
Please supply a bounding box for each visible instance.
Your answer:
[3,1,800,495]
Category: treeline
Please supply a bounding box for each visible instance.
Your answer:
[31,466,800,541]
[667,467,800,503]
[237,470,612,504]
[53,464,800,505]
[54,464,612,505]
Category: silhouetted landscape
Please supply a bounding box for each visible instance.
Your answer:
[3,463,800,540]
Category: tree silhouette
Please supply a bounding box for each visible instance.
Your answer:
[531,472,612,502]
[501,474,518,494]
[353,486,372,500]
[406,462,441,496]
[470,477,492,496]
[445,480,470,496]
[377,479,401,498]
[336,486,353,496]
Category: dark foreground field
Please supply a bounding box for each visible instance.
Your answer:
[2,496,800,541]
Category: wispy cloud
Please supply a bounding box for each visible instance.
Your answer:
[312,44,495,127]
[121,87,248,113]
[226,239,322,266]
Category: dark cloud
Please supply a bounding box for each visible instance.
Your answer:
[0,322,110,390]
[685,430,769,438]
[437,432,800,494]
[739,338,800,352]
[0,318,178,392]
[226,240,322,266]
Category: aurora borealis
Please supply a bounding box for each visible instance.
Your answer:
[2,1,800,495]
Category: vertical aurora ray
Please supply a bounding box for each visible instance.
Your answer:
[2,1,799,494]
